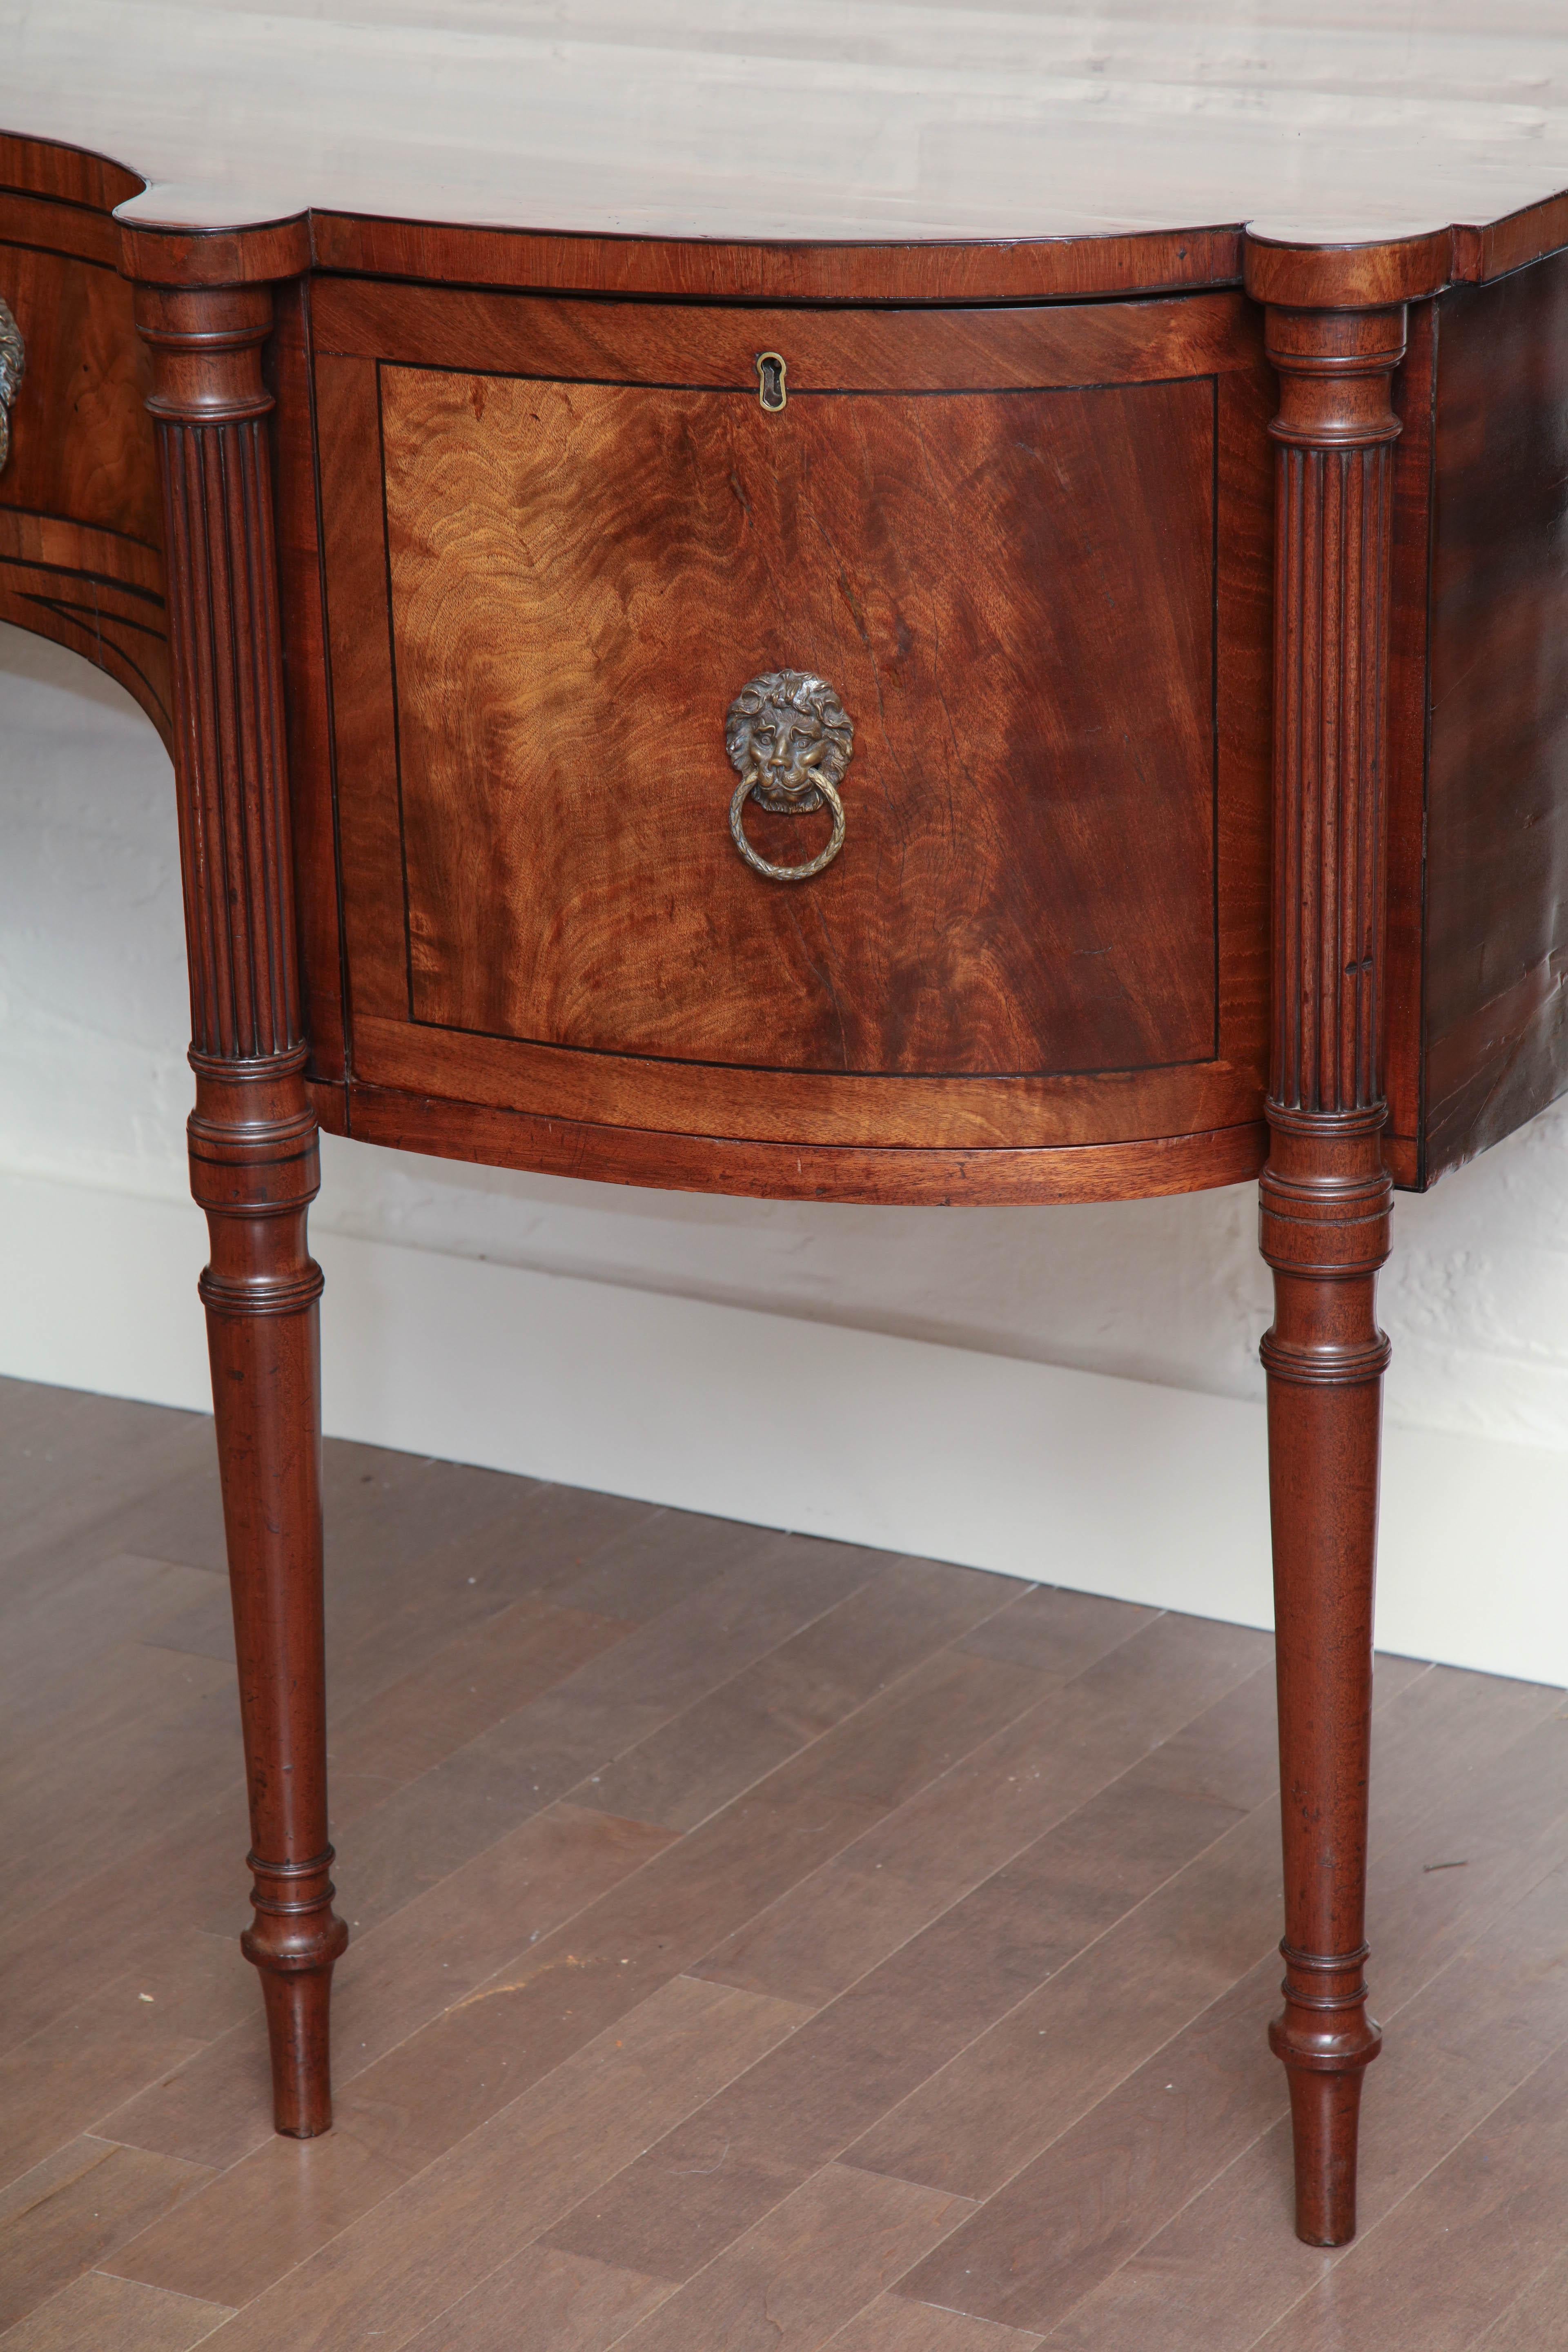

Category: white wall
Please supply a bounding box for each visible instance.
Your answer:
[3,621,1566,1680]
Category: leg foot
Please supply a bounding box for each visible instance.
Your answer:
[1268,1941,1382,2244]
[1281,2065,1368,2247]
[255,1956,345,2137]
[243,1847,350,2137]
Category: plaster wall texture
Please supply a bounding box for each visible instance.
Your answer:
[4,622,1567,1460]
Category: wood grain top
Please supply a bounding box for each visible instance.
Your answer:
[8,1,1568,291]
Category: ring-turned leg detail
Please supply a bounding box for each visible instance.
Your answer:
[1258,300,1406,2246]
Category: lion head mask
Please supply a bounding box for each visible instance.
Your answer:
[724,670,855,814]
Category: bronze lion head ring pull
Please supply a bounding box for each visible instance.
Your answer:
[725,669,853,882]
[0,296,24,476]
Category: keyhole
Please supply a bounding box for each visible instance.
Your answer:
[756,352,787,413]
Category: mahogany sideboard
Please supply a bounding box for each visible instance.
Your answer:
[6,5,1568,2254]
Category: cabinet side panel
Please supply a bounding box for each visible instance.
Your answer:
[1424,254,1568,1178]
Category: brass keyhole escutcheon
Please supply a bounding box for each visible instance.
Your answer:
[755,351,787,414]
[724,669,853,882]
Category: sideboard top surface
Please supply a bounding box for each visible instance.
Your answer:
[9,0,1568,296]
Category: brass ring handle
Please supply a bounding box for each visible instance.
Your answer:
[724,668,853,884]
[0,298,23,477]
[730,771,846,882]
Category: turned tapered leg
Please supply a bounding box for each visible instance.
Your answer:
[134,262,347,2136]
[190,1053,345,2135]
[1261,1112,1389,2241]
[1257,298,1406,2244]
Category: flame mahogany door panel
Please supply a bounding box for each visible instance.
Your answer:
[313,283,1274,1186]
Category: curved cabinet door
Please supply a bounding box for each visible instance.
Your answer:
[0,139,168,737]
[315,283,1274,1174]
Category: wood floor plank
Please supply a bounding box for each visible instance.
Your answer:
[302,1532,893,1949]
[540,1769,1255,2282]
[328,1597,635,1784]
[894,1949,1296,2336]
[827,2297,1046,2352]
[0,2138,208,2334]
[101,1630,1046,2305]
[0,1805,241,2056]
[87,1444,617,1749]
[61,1436,227,1577]
[0,1379,202,1571]
[139,1586,236,1666]
[475,1539,973,1804]
[602,2162,973,2352]
[350,1642,1045,2125]
[0,1542,974,2062]
[952,1586,1160,1677]
[37,1424,532,1686]
[102,2120,408,2320]
[1472,2246,1568,2350]
[317,1445,537,1575]
[125,1410,525,1593]
[0,1466,668,2047]
[852,1662,1567,2203]
[0,1933,251,2182]
[0,1555,226,1732]
[574,1556,1034,1834]
[894,1704,1568,2334]
[0,1432,893,2059]
[99,1806,680,2300]
[696,1614,1272,2010]
[396,2245,674,2352]
[1362,1652,1437,1702]
[0,1385,218,1602]
[294,1644,1041,2181]
[329,1802,679,2080]
[0,2272,232,2350]
[0,1470,636,1997]
[545,1510,811,1624]
[1363,1667,1566,1840]
[192,1977,810,2352]
[308,1454,603,1715]
[2,1641,241,1914]
[377,1476,660,1619]
[1036,1854,1568,2350]
[543,2134,808,2290]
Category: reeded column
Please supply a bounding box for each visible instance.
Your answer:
[134,272,346,2136]
[1259,301,1405,2244]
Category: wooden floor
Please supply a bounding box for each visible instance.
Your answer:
[2,1379,1568,2350]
